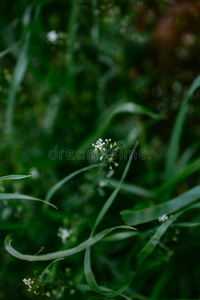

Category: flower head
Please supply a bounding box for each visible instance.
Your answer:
[92,138,119,168]
[58,227,72,244]
[158,214,168,222]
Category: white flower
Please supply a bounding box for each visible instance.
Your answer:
[92,138,119,168]
[47,30,58,43]
[58,228,72,244]
[158,214,168,222]
[92,138,107,151]
[29,167,39,179]
[23,278,34,291]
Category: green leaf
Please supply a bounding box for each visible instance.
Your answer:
[165,74,200,179]
[174,222,200,227]
[84,143,138,296]
[102,230,138,242]
[39,258,65,282]
[137,212,181,265]
[156,158,200,194]
[0,42,19,59]
[5,5,41,141]
[121,185,200,226]
[79,102,163,152]
[4,225,133,261]
[45,164,103,202]
[107,178,156,198]
[137,202,200,265]
[0,175,31,181]
[0,193,57,209]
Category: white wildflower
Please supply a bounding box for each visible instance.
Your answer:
[92,138,106,151]
[58,228,72,244]
[158,214,168,222]
[23,278,34,291]
[92,138,120,166]
[29,167,39,179]
[47,30,58,43]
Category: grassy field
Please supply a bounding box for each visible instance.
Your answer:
[1,1,200,299]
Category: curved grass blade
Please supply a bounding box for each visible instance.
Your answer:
[165,74,200,179]
[79,102,163,152]
[39,258,65,282]
[121,185,200,226]
[45,164,103,202]
[157,157,200,194]
[108,178,156,199]
[84,143,138,296]
[137,200,200,265]
[5,225,132,262]
[102,230,138,242]
[0,193,57,209]
[174,222,200,227]
[137,211,182,265]
[77,284,134,300]
[0,175,31,181]
[0,42,19,59]
[5,6,33,140]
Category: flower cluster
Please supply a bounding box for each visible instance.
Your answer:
[23,278,39,294]
[58,227,72,244]
[158,214,168,222]
[92,138,119,169]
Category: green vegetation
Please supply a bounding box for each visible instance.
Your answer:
[1,0,200,299]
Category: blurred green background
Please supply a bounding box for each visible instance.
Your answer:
[1,0,200,299]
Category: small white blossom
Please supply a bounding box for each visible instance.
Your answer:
[29,167,39,179]
[158,214,168,222]
[92,138,120,166]
[58,228,72,244]
[92,138,107,151]
[23,278,34,291]
[47,30,58,43]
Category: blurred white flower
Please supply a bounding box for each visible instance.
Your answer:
[23,278,34,291]
[158,214,168,222]
[47,30,58,43]
[29,167,39,179]
[58,228,72,244]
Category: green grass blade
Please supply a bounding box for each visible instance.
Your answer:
[5,6,33,140]
[79,102,163,152]
[4,225,132,262]
[137,201,200,265]
[39,258,65,282]
[174,222,200,227]
[102,230,138,242]
[0,193,57,209]
[84,247,101,293]
[84,143,138,295]
[92,142,138,235]
[108,179,156,198]
[165,75,200,179]
[78,284,134,300]
[0,175,31,181]
[45,164,103,202]
[121,185,200,226]
[137,212,182,265]
[156,158,200,194]
[0,42,19,59]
